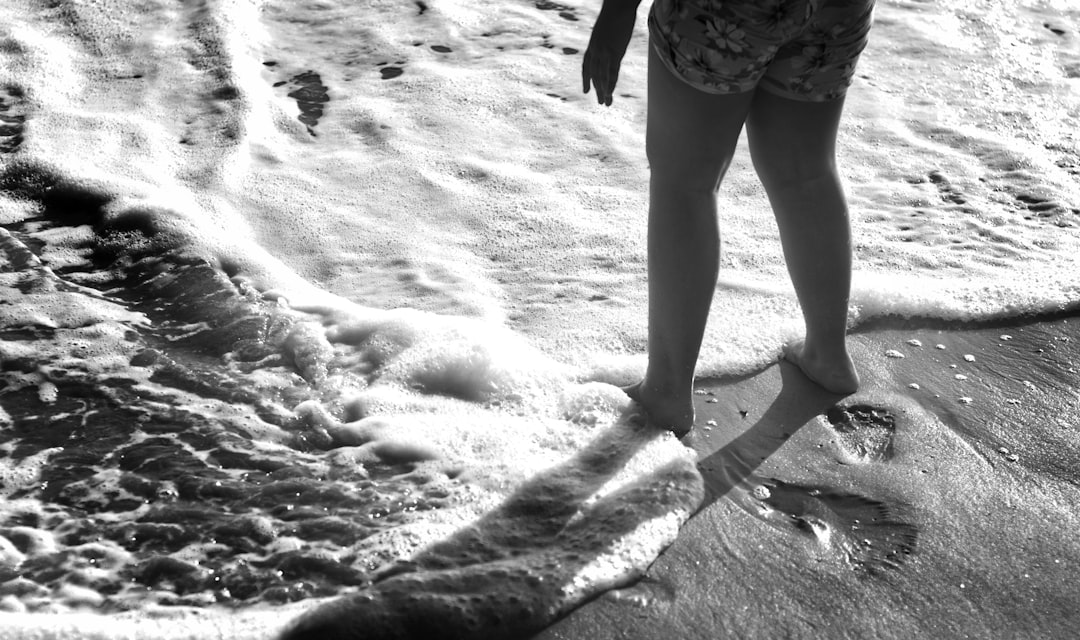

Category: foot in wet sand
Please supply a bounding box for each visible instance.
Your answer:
[783,339,860,395]
[622,380,694,438]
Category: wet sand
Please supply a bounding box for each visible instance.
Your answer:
[539,315,1080,639]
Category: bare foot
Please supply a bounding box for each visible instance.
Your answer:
[622,380,695,438]
[783,339,860,395]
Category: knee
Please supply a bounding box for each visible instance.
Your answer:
[749,142,838,193]
[746,121,840,192]
[646,135,731,194]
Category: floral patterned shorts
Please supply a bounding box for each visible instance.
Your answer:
[648,0,876,101]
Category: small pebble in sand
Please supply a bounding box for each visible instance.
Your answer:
[694,389,709,395]
[908,383,920,390]
[998,446,1010,455]
[885,349,905,359]
[958,397,973,404]
[706,398,718,404]
[963,354,976,362]
[955,374,968,380]
[1000,334,1013,341]
[906,339,923,347]
[706,419,717,427]
[949,364,958,369]
[1006,453,1019,462]
[936,344,947,350]
[752,485,771,500]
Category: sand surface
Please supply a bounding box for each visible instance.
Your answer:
[540,316,1080,639]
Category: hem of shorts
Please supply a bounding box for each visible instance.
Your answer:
[756,80,850,103]
[648,37,759,97]
[650,45,846,102]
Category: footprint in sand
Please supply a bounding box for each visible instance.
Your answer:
[378,63,405,80]
[926,170,971,208]
[754,479,918,574]
[1014,192,1070,218]
[287,71,330,136]
[0,86,27,154]
[534,0,580,22]
[825,404,897,463]
[1043,21,1068,37]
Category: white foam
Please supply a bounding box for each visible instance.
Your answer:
[2,607,302,640]
[0,447,61,500]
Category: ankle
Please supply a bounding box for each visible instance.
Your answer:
[802,334,851,359]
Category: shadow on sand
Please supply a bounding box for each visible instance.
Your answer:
[283,364,920,640]
[280,411,703,640]
[694,363,836,506]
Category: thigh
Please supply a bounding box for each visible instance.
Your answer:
[646,40,756,192]
[745,89,847,185]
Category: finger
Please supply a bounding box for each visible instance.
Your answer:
[596,54,610,104]
[600,62,614,105]
[582,51,591,94]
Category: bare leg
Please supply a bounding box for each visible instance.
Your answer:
[625,44,756,436]
[745,90,859,394]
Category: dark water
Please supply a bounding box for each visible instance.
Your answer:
[0,168,459,612]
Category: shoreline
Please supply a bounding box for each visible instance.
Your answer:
[538,314,1080,640]
[851,305,1080,333]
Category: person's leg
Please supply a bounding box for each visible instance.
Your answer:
[744,89,859,394]
[625,44,756,436]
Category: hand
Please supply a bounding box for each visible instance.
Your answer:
[582,4,638,106]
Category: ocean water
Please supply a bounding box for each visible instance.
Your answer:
[0,0,1077,637]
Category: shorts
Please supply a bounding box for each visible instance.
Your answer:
[648,0,875,101]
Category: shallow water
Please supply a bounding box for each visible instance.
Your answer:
[1,0,1078,636]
